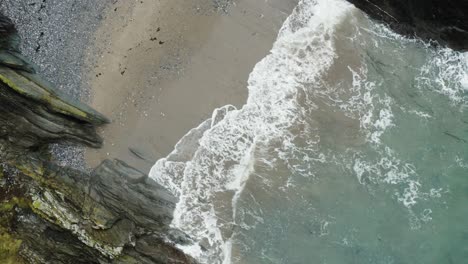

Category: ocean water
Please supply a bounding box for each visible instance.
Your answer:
[150,0,468,263]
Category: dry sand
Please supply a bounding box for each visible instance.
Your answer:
[85,0,298,172]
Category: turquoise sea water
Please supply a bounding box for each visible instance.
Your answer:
[150,0,468,263]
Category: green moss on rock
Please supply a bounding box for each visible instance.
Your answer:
[0,232,23,264]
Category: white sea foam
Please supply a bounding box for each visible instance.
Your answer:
[352,147,416,186]
[150,0,467,261]
[150,0,353,262]
[346,66,395,145]
[341,20,467,218]
[417,48,468,105]
[363,17,468,106]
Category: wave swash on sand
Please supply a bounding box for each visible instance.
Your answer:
[150,0,468,263]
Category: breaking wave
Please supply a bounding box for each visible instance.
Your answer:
[150,0,468,263]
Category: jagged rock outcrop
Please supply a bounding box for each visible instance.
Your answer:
[0,145,195,263]
[0,146,196,263]
[345,0,468,51]
[0,13,197,264]
[0,13,108,149]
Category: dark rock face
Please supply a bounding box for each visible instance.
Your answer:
[0,0,114,168]
[0,14,19,53]
[88,160,177,230]
[0,144,196,263]
[0,74,108,148]
[0,11,108,149]
[345,0,468,51]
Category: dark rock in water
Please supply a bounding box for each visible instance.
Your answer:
[345,0,468,51]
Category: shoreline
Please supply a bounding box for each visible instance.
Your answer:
[84,0,298,172]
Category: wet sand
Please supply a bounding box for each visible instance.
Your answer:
[85,0,298,172]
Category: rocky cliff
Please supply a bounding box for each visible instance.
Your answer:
[345,0,468,51]
[0,13,196,264]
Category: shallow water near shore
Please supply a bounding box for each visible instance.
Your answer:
[150,0,468,263]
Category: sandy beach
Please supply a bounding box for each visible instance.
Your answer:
[85,0,298,172]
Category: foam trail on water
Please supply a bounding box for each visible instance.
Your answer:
[150,0,353,262]
[418,48,468,105]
